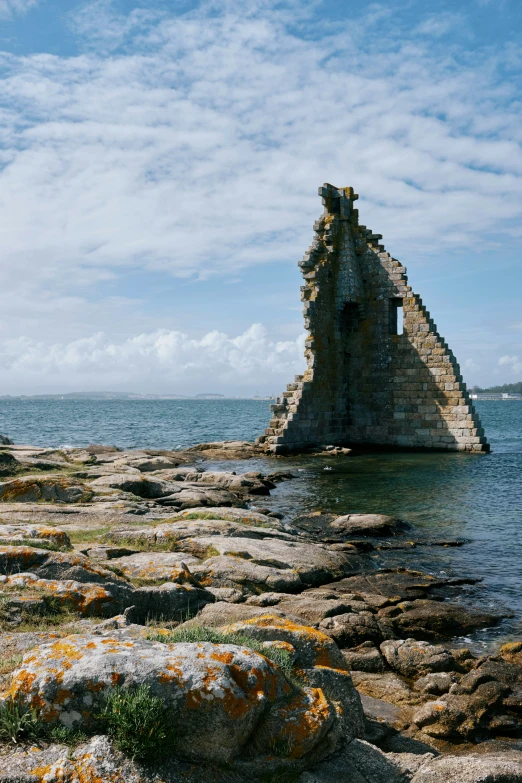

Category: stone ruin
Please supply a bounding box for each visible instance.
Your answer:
[260,184,489,454]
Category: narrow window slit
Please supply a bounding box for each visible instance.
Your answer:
[389,298,403,335]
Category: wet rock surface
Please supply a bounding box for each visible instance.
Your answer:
[0,441,520,781]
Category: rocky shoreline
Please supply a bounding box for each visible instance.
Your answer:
[0,439,521,781]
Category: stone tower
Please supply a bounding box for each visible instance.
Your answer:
[262,184,489,454]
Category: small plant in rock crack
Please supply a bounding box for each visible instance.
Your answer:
[48,725,89,746]
[0,698,41,744]
[96,684,174,761]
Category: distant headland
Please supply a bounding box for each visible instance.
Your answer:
[0,392,278,400]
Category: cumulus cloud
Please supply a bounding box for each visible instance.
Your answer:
[0,325,306,394]
[498,355,522,374]
[0,0,521,391]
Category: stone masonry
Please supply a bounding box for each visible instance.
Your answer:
[260,184,489,454]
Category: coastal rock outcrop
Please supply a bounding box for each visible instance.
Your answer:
[380,639,457,679]
[0,523,71,549]
[5,633,346,771]
[326,513,410,538]
[410,752,522,782]
[0,440,520,781]
[0,475,93,503]
[220,614,348,670]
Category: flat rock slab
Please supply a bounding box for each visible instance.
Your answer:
[342,643,388,673]
[178,600,301,628]
[351,671,422,707]
[88,473,176,498]
[0,476,93,504]
[319,611,387,648]
[117,456,185,472]
[323,569,474,602]
[0,572,127,618]
[0,523,71,549]
[193,554,307,592]
[387,599,504,640]
[275,595,372,626]
[359,692,407,724]
[0,545,131,586]
[186,536,373,590]
[106,518,294,546]
[183,441,267,460]
[411,752,522,783]
[156,487,244,509]
[175,471,274,495]
[127,582,215,623]
[328,514,410,538]
[169,507,279,526]
[109,551,202,580]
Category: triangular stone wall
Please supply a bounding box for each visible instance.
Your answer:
[261,184,489,454]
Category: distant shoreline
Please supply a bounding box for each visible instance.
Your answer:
[0,394,277,401]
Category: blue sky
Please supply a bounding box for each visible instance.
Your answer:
[0,0,521,394]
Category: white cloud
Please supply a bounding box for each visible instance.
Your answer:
[464,358,480,372]
[0,0,520,298]
[69,0,163,52]
[0,0,521,391]
[498,355,522,374]
[0,0,38,18]
[0,324,306,393]
[414,13,464,38]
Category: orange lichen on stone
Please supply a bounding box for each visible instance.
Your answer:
[86,680,106,693]
[266,687,333,760]
[29,765,54,778]
[55,688,72,705]
[225,615,346,669]
[5,634,335,766]
[500,641,522,665]
[46,640,84,662]
[7,669,37,696]
[241,615,332,643]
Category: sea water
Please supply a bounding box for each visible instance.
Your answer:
[0,398,521,647]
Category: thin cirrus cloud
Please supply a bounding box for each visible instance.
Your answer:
[0,0,521,391]
[0,0,38,18]
[0,325,306,393]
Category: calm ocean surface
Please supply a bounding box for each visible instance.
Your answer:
[1,398,521,648]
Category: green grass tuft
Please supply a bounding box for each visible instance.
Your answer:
[0,654,22,676]
[147,626,300,685]
[96,684,174,761]
[0,698,41,744]
[0,594,82,633]
[68,527,112,545]
[48,725,89,746]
